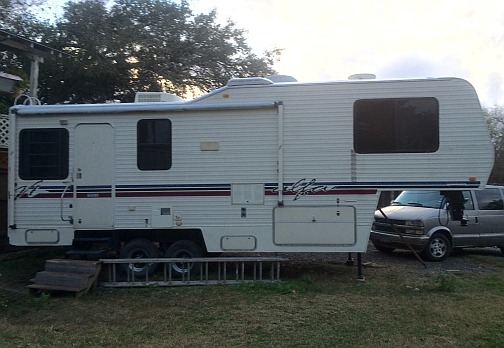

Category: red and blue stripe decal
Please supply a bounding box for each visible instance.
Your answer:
[15,179,481,200]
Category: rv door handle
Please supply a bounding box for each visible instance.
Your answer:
[60,185,73,223]
[77,172,82,179]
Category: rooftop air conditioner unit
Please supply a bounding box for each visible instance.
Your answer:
[134,92,183,103]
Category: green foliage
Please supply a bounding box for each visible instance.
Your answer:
[32,291,51,306]
[0,92,11,114]
[0,66,29,113]
[430,272,465,292]
[484,106,504,183]
[1,0,47,23]
[1,0,279,104]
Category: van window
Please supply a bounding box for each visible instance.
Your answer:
[462,191,475,210]
[475,188,504,210]
[391,190,474,210]
[391,191,444,209]
[19,128,69,180]
[137,119,172,170]
[353,97,439,153]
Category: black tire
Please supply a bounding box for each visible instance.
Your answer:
[164,240,203,277]
[120,239,160,277]
[373,243,395,253]
[421,233,451,262]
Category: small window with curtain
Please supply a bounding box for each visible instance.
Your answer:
[137,119,172,170]
[19,128,69,180]
[354,97,439,153]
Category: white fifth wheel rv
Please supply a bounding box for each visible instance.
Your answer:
[7,76,494,275]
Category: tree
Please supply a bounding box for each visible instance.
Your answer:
[484,105,504,183]
[33,0,279,103]
[36,0,129,103]
[1,0,49,112]
[0,0,48,26]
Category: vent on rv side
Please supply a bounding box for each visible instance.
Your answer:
[134,92,184,103]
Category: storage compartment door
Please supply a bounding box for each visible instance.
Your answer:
[274,206,356,245]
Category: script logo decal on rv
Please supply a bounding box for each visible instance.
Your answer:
[15,180,43,199]
[281,178,328,200]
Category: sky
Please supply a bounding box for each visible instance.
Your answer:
[34,0,504,107]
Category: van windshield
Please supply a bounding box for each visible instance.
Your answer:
[391,191,444,209]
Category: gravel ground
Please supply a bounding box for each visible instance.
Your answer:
[276,241,504,279]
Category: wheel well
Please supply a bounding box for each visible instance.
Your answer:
[430,229,453,246]
[75,229,207,252]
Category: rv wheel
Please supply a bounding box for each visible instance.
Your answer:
[164,240,203,278]
[120,239,160,277]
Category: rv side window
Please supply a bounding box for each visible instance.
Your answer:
[137,119,172,170]
[19,128,69,180]
[353,97,439,153]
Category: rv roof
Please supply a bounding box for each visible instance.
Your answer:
[10,76,466,116]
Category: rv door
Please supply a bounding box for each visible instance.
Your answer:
[73,123,114,228]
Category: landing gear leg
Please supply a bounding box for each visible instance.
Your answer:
[345,252,354,266]
[357,253,365,282]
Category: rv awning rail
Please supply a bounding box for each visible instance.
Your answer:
[11,101,281,116]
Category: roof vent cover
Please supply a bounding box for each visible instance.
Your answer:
[134,92,183,103]
[348,73,376,80]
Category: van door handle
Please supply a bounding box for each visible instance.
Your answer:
[475,217,478,223]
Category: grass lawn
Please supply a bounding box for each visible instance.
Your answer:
[1,248,504,347]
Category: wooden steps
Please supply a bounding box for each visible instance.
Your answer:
[28,259,102,297]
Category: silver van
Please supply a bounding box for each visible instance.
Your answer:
[370,185,504,261]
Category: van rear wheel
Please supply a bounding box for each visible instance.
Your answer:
[422,233,450,262]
